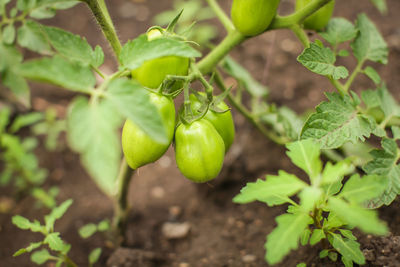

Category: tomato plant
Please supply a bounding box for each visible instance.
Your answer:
[2,0,396,266]
[174,119,225,183]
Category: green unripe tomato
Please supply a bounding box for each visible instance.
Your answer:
[131,56,189,89]
[296,0,335,31]
[231,0,281,36]
[190,94,235,152]
[122,93,175,169]
[131,28,189,89]
[174,120,225,183]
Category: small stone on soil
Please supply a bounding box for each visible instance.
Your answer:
[162,222,191,239]
[242,254,257,263]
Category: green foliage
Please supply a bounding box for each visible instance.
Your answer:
[235,140,388,265]
[12,199,76,266]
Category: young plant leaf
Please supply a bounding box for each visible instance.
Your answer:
[351,14,388,64]
[364,66,381,84]
[297,42,348,80]
[12,215,44,233]
[44,199,73,231]
[286,139,322,183]
[319,18,357,46]
[310,229,326,245]
[44,232,66,252]
[67,97,122,196]
[299,187,322,212]
[29,1,80,19]
[17,20,52,54]
[31,249,51,265]
[321,160,353,185]
[265,213,311,265]
[119,34,201,70]
[79,223,97,239]
[338,174,387,204]
[18,56,95,92]
[13,242,42,256]
[105,78,169,144]
[329,233,365,265]
[43,25,100,67]
[363,138,400,207]
[328,197,388,235]
[301,93,377,149]
[89,247,102,265]
[233,171,307,206]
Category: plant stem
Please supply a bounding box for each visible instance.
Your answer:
[205,0,235,33]
[290,24,310,48]
[112,158,135,242]
[269,0,333,29]
[343,60,364,93]
[83,0,122,60]
[198,30,245,74]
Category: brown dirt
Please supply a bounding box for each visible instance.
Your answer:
[1,0,400,267]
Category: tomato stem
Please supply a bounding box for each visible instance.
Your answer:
[112,158,135,244]
[83,0,122,61]
[205,0,235,34]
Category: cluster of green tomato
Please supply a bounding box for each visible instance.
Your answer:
[122,30,235,183]
[231,0,335,36]
[122,0,335,182]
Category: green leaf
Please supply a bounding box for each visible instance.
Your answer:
[233,170,307,206]
[363,138,400,207]
[265,213,311,265]
[43,25,100,66]
[44,199,73,231]
[222,56,268,98]
[338,49,350,57]
[89,247,102,265]
[300,228,311,246]
[299,187,322,212]
[310,229,326,245]
[319,18,357,46]
[92,45,104,68]
[17,0,36,11]
[30,0,80,19]
[3,24,16,44]
[12,215,44,232]
[277,106,304,141]
[13,242,42,256]
[329,233,365,264]
[67,97,121,196]
[297,263,306,267]
[79,223,97,239]
[301,93,376,149]
[338,174,387,204]
[105,78,168,144]
[351,14,388,64]
[2,68,30,107]
[328,251,338,262]
[322,160,353,185]
[369,0,387,14]
[17,20,52,54]
[10,112,44,133]
[31,249,51,265]
[286,139,322,182]
[319,249,329,258]
[18,56,95,92]
[97,220,110,231]
[339,229,357,241]
[392,126,400,140]
[342,256,354,267]
[44,232,66,252]
[364,66,381,84]
[119,34,201,70]
[328,197,388,235]
[297,42,348,80]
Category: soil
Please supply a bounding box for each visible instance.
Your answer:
[1,0,400,267]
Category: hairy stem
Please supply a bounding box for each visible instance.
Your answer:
[112,159,135,242]
[83,0,122,60]
[290,24,310,48]
[205,0,235,33]
[343,60,364,93]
